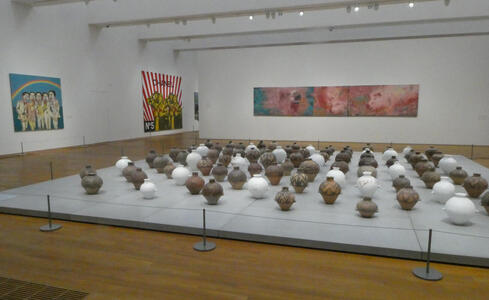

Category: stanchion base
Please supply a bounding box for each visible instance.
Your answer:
[193,241,216,252]
[40,224,62,232]
[412,267,443,281]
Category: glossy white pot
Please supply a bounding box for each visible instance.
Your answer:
[196,144,209,157]
[272,146,287,164]
[245,143,258,154]
[310,151,325,167]
[172,164,191,186]
[326,167,346,188]
[439,155,457,174]
[306,145,316,153]
[443,193,478,225]
[115,156,131,175]
[186,150,202,171]
[248,174,269,199]
[402,146,413,156]
[432,176,455,204]
[356,171,379,198]
[388,161,406,180]
[140,178,157,199]
[361,148,372,154]
[382,147,398,161]
[231,153,248,172]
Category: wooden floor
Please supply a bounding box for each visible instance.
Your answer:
[1,132,488,299]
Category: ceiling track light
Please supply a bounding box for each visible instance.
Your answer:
[354,6,360,12]
[408,2,415,8]
[249,15,254,20]
[299,11,304,16]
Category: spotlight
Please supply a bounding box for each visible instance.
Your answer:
[346,5,352,13]
[299,11,304,16]
[249,15,253,20]
[354,6,360,12]
[408,2,414,8]
[444,0,450,6]
[182,20,187,25]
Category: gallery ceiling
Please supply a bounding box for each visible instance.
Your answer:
[11,0,489,51]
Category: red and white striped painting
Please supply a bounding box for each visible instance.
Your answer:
[141,71,183,132]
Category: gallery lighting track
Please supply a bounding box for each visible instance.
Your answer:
[88,0,447,29]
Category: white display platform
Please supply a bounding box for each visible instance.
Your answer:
[1,152,489,267]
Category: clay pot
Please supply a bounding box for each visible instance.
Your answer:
[359,156,378,168]
[439,155,457,174]
[396,186,420,210]
[275,187,295,211]
[449,166,468,185]
[265,163,284,186]
[248,162,263,177]
[325,145,335,156]
[425,146,438,161]
[289,151,304,168]
[176,151,188,166]
[421,169,441,189]
[81,172,103,195]
[213,142,222,153]
[186,172,205,195]
[163,163,176,179]
[211,163,228,182]
[268,141,278,151]
[131,168,147,190]
[186,150,202,172]
[196,144,209,157]
[245,143,258,154]
[231,153,247,172]
[335,150,351,163]
[360,150,375,160]
[80,165,95,179]
[415,158,434,177]
[356,171,379,198]
[393,175,411,193]
[382,147,398,161]
[402,146,412,156]
[463,173,488,198]
[284,145,293,158]
[310,151,325,167]
[233,148,245,158]
[260,150,277,170]
[197,157,213,176]
[207,148,219,165]
[246,148,261,163]
[122,162,138,182]
[444,193,477,225]
[248,174,269,199]
[140,179,157,199]
[365,143,375,152]
[226,141,236,149]
[146,150,158,168]
[331,161,349,174]
[298,159,320,182]
[272,146,287,164]
[300,148,311,159]
[281,159,294,176]
[205,139,214,149]
[319,150,330,162]
[431,151,443,167]
[388,161,406,180]
[172,165,191,186]
[357,197,378,218]
[153,155,172,173]
[404,149,415,162]
[306,145,316,154]
[357,166,377,178]
[169,148,181,162]
[236,142,246,150]
[222,146,234,156]
[219,153,232,167]
[481,191,489,214]
[291,142,300,151]
[409,152,424,169]
[202,179,223,205]
[318,177,341,204]
[326,167,346,188]
[257,140,266,151]
[386,156,398,168]
[290,171,308,193]
[228,166,247,190]
[432,176,455,204]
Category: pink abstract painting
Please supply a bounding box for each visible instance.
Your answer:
[348,85,419,116]
[313,86,349,116]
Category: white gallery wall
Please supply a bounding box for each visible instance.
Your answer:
[197,35,489,145]
[0,1,197,156]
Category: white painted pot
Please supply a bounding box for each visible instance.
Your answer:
[248,174,269,199]
[140,178,157,199]
[115,156,131,174]
[231,153,248,172]
[310,151,325,167]
[172,164,191,186]
[402,146,413,156]
[443,193,478,225]
[306,145,316,153]
[186,150,202,171]
[326,167,346,188]
[356,171,379,198]
[196,144,209,157]
[432,176,455,204]
[382,147,398,161]
[439,155,457,174]
[245,143,258,154]
[272,146,287,164]
[388,161,406,180]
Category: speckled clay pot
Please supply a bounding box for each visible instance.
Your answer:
[163,163,176,179]
[80,165,95,179]
[257,140,266,151]
[236,142,246,150]
[359,156,378,168]
[169,148,181,162]
[122,162,137,182]
[284,145,293,158]
[335,150,351,163]
[463,173,488,198]
[228,166,247,190]
[145,150,157,168]
[431,151,443,167]
[405,149,415,162]
[357,166,377,178]
[222,147,234,156]
[396,186,420,210]
[246,148,261,163]
[260,150,277,170]
[186,172,205,195]
[268,141,278,151]
[131,168,148,190]
[386,156,398,168]
[319,150,330,162]
[211,163,228,182]
[233,148,245,158]
[275,187,295,211]
[300,148,310,159]
[153,155,172,173]
[219,153,232,167]
[281,159,294,176]
[425,146,438,161]
[331,161,349,174]
[207,148,219,164]
[197,157,213,176]
[415,158,434,177]
[421,169,441,189]
[449,166,468,185]
[81,172,103,195]
[265,163,284,186]
[291,142,300,152]
[357,197,378,218]
[298,159,320,182]
[289,151,304,168]
[325,145,335,156]
[176,151,188,166]
[318,177,341,204]
[481,191,489,214]
[248,162,263,176]
[409,152,424,169]
[290,171,308,193]
[202,179,223,205]
[393,175,411,193]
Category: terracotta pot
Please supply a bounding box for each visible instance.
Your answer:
[246,148,261,163]
[211,163,228,182]
[176,151,188,166]
[481,191,489,214]
[260,150,277,170]
[431,151,443,167]
[163,163,176,179]
[396,186,420,210]
[290,171,308,193]
[185,172,205,195]
[169,148,181,162]
[385,156,398,168]
[122,162,137,182]
[421,169,441,189]
[357,166,377,178]
[393,175,411,193]
[331,161,349,174]
[463,173,488,198]
[415,158,434,177]
[449,166,468,185]
[146,150,158,168]
[318,177,341,204]
[265,163,284,186]
[197,157,213,176]
[425,146,438,161]
[218,153,232,167]
[289,151,304,168]
[281,159,294,176]
[275,187,295,211]
[81,172,103,195]
[298,159,320,182]
[228,166,247,190]
[80,165,95,179]
[153,155,172,173]
[357,197,378,218]
[207,148,219,164]
[335,150,351,163]
[202,179,223,205]
[248,162,263,177]
[131,168,148,190]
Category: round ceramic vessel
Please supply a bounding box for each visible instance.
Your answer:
[81,172,103,195]
[197,157,213,176]
[172,165,191,186]
[196,144,209,157]
[449,166,468,185]
[186,150,202,172]
[298,159,320,182]
[356,171,379,198]
[248,162,263,177]
[289,152,304,168]
[290,171,308,193]
[402,146,413,156]
[80,165,95,179]
[265,163,284,186]
[131,168,148,190]
[444,193,477,225]
[245,148,261,163]
[211,163,228,182]
[326,167,346,188]
[202,179,223,205]
[421,169,441,189]
[231,153,248,173]
[153,155,172,173]
[275,187,295,211]
[272,146,287,164]
[260,150,277,170]
[463,173,488,198]
[319,177,341,204]
[115,156,131,173]
[388,162,406,180]
[228,166,247,190]
[281,159,294,176]
[439,155,457,175]
[163,163,176,179]
[393,175,411,193]
[382,147,398,161]
[432,176,455,204]
[140,179,157,199]
[146,150,157,168]
[396,186,420,210]
[207,148,219,164]
[248,174,269,199]
[186,172,205,194]
[310,151,325,167]
[357,197,378,218]
[122,162,137,182]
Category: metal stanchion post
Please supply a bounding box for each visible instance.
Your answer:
[193,209,216,252]
[40,195,62,232]
[412,229,442,281]
[49,161,54,180]
[20,142,25,156]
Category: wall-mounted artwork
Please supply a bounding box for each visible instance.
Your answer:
[142,71,183,132]
[9,73,64,132]
[254,84,418,117]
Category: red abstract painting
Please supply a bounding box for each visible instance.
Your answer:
[348,85,419,116]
